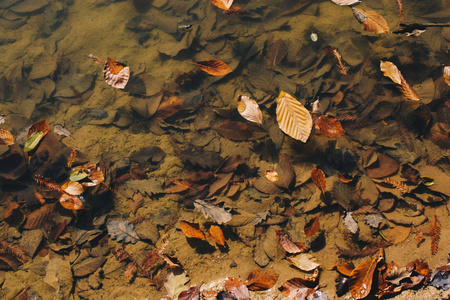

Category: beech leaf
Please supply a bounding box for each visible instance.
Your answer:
[352,8,389,34]
[287,253,320,271]
[215,120,253,141]
[267,39,288,66]
[0,129,14,145]
[237,95,262,125]
[107,220,139,244]
[191,60,232,76]
[194,199,232,224]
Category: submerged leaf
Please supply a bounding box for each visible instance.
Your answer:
[287,253,320,271]
[27,120,50,138]
[352,8,389,34]
[380,61,420,101]
[103,57,130,89]
[209,225,226,246]
[69,169,89,181]
[0,129,14,145]
[61,181,84,195]
[237,95,262,125]
[267,39,288,66]
[191,60,232,76]
[24,131,44,152]
[225,277,250,299]
[215,120,253,141]
[107,220,139,244]
[245,269,279,291]
[311,168,326,193]
[304,216,320,237]
[279,278,316,299]
[314,115,344,137]
[349,249,384,299]
[165,271,190,299]
[179,220,207,241]
[194,200,232,224]
[275,230,305,254]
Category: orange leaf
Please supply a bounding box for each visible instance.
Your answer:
[27,120,50,139]
[380,61,420,101]
[314,115,344,137]
[352,8,389,34]
[209,0,233,10]
[179,220,207,241]
[103,57,130,89]
[338,173,354,183]
[245,269,279,291]
[430,215,440,255]
[59,192,85,210]
[0,129,14,145]
[275,230,305,254]
[164,178,191,194]
[154,96,183,120]
[311,168,326,193]
[225,277,250,299]
[334,259,354,277]
[304,216,320,237]
[444,66,450,86]
[209,225,225,246]
[349,249,384,299]
[191,60,232,76]
[61,181,84,195]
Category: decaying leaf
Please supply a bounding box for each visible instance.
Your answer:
[380,61,420,101]
[23,204,55,230]
[304,216,320,237]
[194,200,232,224]
[267,39,288,66]
[164,271,190,300]
[237,95,262,125]
[265,170,279,182]
[343,212,358,233]
[331,0,360,5]
[154,96,183,120]
[225,277,250,299]
[27,120,50,139]
[444,66,450,86]
[103,57,130,89]
[430,215,440,255]
[0,129,14,145]
[279,278,316,299]
[245,269,279,291]
[311,168,326,193]
[276,91,313,143]
[53,124,73,138]
[314,115,344,138]
[179,220,207,241]
[24,120,50,152]
[107,220,140,244]
[210,0,233,10]
[287,253,320,271]
[215,120,253,141]
[352,7,389,34]
[348,249,384,299]
[209,225,226,246]
[275,230,305,254]
[191,60,232,76]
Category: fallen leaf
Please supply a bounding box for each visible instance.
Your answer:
[24,131,44,153]
[365,154,399,179]
[343,212,358,233]
[334,259,354,276]
[349,249,384,299]
[274,153,295,189]
[444,66,450,86]
[237,95,262,125]
[210,0,233,10]
[194,199,232,224]
[179,220,207,241]
[287,253,320,271]
[209,225,226,246]
[103,57,130,89]
[265,170,279,182]
[275,230,305,254]
[304,216,320,237]
[383,225,410,244]
[107,220,140,244]
[27,120,50,138]
[311,168,326,193]
[380,61,420,101]
[225,277,250,299]
[178,284,201,300]
[314,115,344,137]
[53,124,72,138]
[154,96,183,120]
[215,120,253,141]
[267,39,288,66]
[245,269,279,291]
[276,91,313,143]
[207,173,233,197]
[431,215,440,255]
[23,204,55,230]
[164,271,190,300]
[61,181,84,195]
[331,0,361,5]
[59,192,85,210]
[0,129,14,145]
[278,278,316,299]
[352,7,389,34]
[191,60,232,76]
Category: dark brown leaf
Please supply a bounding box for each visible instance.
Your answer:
[178,284,201,300]
[220,155,246,173]
[365,154,399,179]
[23,204,55,230]
[304,216,320,237]
[73,257,106,277]
[267,39,288,66]
[311,168,326,193]
[215,120,253,141]
[154,96,183,120]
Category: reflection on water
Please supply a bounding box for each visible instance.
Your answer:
[0,0,450,298]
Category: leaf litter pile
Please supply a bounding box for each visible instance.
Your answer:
[0,0,450,299]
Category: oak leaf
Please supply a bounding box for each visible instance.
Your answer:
[194,199,232,224]
[107,220,140,244]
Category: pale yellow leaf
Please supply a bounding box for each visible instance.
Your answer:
[237,95,263,125]
[287,253,320,271]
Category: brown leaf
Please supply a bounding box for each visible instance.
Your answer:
[314,115,344,137]
[380,61,420,101]
[220,155,246,173]
[365,154,399,179]
[304,216,320,237]
[352,8,389,34]
[164,178,192,194]
[129,193,144,214]
[245,269,279,291]
[430,215,440,255]
[207,173,233,197]
[274,153,295,189]
[61,181,84,196]
[311,168,326,193]
[27,120,50,139]
[334,259,354,277]
[209,0,233,10]
[103,57,130,89]
[179,220,207,241]
[209,225,226,246]
[278,278,316,299]
[23,204,55,230]
[59,192,85,210]
[275,230,305,254]
[332,0,361,5]
[383,225,411,244]
[0,129,14,145]
[215,120,253,141]
[191,60,232,76]
[178,284,201,300]
[154,96,183,120]
[349,249,384,299]
[73,256,106,277]
[225,277,250,299]
[267,39,288,66]
[0,240,28,263]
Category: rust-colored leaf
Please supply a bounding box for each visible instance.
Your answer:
[304,216,320,237]
[245,269,279,291]
[225,277,250,299]
[67,146,77,168]
[209,225,225,246]
[365,154,399,179]
[338,173,354,183]
[380,61,420,101]
[314,115,344,137]
[311,168,326,193]
[23,204,55,229]
[178,284,201,300]
[352,7,389,34]
[164,178,192,194]
[348,249,384,299]
[179,220,207,241]
[267,39,288,66]
[215,120,253,141]
[209,0,233,10]
[278,278,316,299]
[430,215,440,255]
[275,230,305,254]
[59,192,85,210]
[72,163,104,187]
[0,129,14,145]
[334,259,354,277]
[191,60,232,76]
[103,57,130,89]
[32,190,46,205]
[154,96,183,120]
[27,120,50,139]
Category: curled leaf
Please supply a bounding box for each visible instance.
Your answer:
[191,60,232,76]
[27,120,50,139]
[349,249,384,299]
[237,95,262,125]
[380,61,420,101]
[69,168,89,181]
[287,253,320,271]
[279,278,316,299]
[0,129,14,145]
[103,57,130,89]
[352,7,389,34]
[59,193,85,210]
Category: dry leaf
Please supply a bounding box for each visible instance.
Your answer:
[179,220,207,241]
[215,120,253,141]
[287,253,320,271]
[191,60,232,76]
[194,199,232,224]
[267,39,288,66]
[237,95,262,125]
[209,225,226,246]
[279,278,316,299]
[444,66,450,86]
[430,215,440,255]
[107,220,140,244]
[0,129,14,145]
[331,0,361,5]
[225,277,250,299]
[349,249,384,299]
[209,0,233,10]
[245,269,279,291]
[314,115,344,138]
[154,96,183,120]
[275,230,305,254]
[276,91,313,143]
[164,271,190,299]
[61,181,84,195]
[304,216,320,237]
[380,61,420,101]
[311,168,326,193]
[352,8,389,34]
[103,57,130,89]
[264,170,279,182]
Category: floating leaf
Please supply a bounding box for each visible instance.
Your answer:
[444,66,450,86]
[0,129,14,145]
[265,170,279,182]
[349,249,384,299]
[191,60,232,76]
[352,7,389,34]
[245,269,279,291]
[331,0,361,5]
[24,131,44,152]
[103,57,130,89]
[225,277,250,299]
[287,253,320,271]
[107,220,139,244]
[154,96,183,120]
[380,61,420,101]
[61,181,84,196]
[179,220,207,241]
[194,200,232,224]
[267,39,288,66]
[311,168,326,193]
[304,216,320,237]
[215,120,253,141]
[209,225,226,246]
[27,120,50,138]
[430,215,440,255]
[275,230,305,254]
[279,278,316,299]
[276,91,312,143]
[237,95,262,125]
[210,0,233,10]
[69,168,89,181]
[314,115,344,137]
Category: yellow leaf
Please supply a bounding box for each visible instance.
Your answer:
[276,92,312,143]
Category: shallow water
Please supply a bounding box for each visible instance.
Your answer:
[0,0,450,299]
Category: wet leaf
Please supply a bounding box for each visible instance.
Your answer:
[225,277,250,299]
[331,0,360,5]
[207,173,233,197]
[275,230,305,254]
[267,39,288,66]
[73,257,106,277]
[165,271,190,300]
[382,225,410,244]
[210,0,233,10]
[209,225,226,246]
[61,181,84,196]
[69,168,89,181]
[24,131,44,152]
[245,269,279,291]
[334,259,354,276]
[125,178,163,196]
[349,249,384,299]
[237,95,262,125]
[191,60,232,76]
[179,220,207,241]
[194,199,232,224]
[365,154,399,179]
[274,153,295,189]
[287,253,320,271]
[154,96,183,120]
[380,61,420,101]
[0,129,14,145]
[311,168,326,193]
[365,214,384,228]
[314,115,344,138]
[279,278,315,299]
[220,155,246,173]
[178,284,200,300]
[23,204,55,230]
[27,120,50,138]
[265,169,279,182]
[352,8,389,34]
[103,57,130,89]
[343,212,358,233]
[59,192,85,210]
[304,216,320,237]
[276,91,313,143]
[53,124,72,138]
[444,66,450,86]
[215,120,253,141]
[430,215,440,255]
[107,220,139,244]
